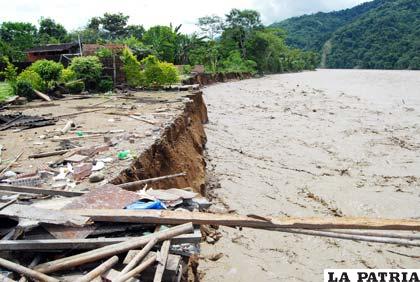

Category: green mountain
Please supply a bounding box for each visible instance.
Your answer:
[271,0,420,70]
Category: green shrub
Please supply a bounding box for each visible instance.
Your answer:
[121,48,144,87]
[65,80,85,94]
[220,51,257,74]
[69,56,102,90]
[98,78,114,92]
[29,59,64,82]
[182,65,192,75]
[95,47,112,58]
[141,55,179,87]
[60,68,77,83]
[16,70,44,99]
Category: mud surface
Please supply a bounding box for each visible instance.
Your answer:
[200,69,420,281]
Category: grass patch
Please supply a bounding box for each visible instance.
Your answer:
[0,82,14,101]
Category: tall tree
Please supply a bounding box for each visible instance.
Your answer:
[197,15,224,40]
[142,25,177,63]
[224,9,263,58]
[38,17,67,43]
[0,22,37,61]
[101,13,129,39]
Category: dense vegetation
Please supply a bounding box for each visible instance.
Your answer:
[272,0,420,70]
[0,9,318,75]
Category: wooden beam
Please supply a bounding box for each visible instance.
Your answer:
[0,230,201,251]
[67,209,420,231]
[0,184,85,197]
[34,223,194,274]
[153,240,170,282]
[28,149,70,159]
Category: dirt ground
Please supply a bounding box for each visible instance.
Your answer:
[0,91,188,191]
[199,69,420,281]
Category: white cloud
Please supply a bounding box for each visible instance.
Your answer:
[0,0,370,34]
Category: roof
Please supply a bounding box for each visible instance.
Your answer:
[26,42,80,53]
[83,44,126,55]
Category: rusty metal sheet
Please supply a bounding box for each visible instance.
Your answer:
[46,184,142,239]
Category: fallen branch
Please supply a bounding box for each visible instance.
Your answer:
[34,222,193,274]
[54,108,104,119]
[67,209,420,231]
[118,172,187,190]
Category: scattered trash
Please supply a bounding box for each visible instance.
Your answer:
[117,150,132,160]
[92,161,105,171]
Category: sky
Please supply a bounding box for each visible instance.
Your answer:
[0,0,370,34]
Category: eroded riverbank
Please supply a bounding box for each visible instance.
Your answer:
[199,69,420,281]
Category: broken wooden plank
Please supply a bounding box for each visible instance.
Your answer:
[118,172,187,190]
[102,269,139,282]
[34,223,194,274]
[0,229,201,251]
[153,240,170,282]
[0,205,91,227]
[0,258,58,282]
[0,184,85,197]
[54,108,104,119]
[67,209,420,231]
[76,256,118,282]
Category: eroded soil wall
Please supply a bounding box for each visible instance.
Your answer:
[111,91,208,193]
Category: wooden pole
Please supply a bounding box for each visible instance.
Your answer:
[118,173,186,190]
[0,258,59,282]
[115,254,157,282]
[153,240,171,282]
[75,256,118,282]
[121,237,158,275]
[67,209,420,231]
[34,223,194,274]
[324,229,420,240]
[274,228,420,247]
[0,152,23,177]
[33,90,51,102]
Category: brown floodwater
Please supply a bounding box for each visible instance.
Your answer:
[199,69,420,281]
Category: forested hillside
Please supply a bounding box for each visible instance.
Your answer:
[272,0,420,70]
[271,0,384,52]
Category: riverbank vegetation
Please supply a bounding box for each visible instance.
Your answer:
[0,9,318,75]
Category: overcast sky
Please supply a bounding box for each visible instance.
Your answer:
[0,0,370,33]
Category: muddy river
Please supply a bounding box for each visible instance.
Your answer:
[199,69,420,281]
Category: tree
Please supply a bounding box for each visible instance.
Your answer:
[101,13,129,39]
[125,25,145,39]
[142,25,177,63]
[223,9,263,58]
[0,22,37,61]
[197,15,224,40]
[38,17,67,43]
